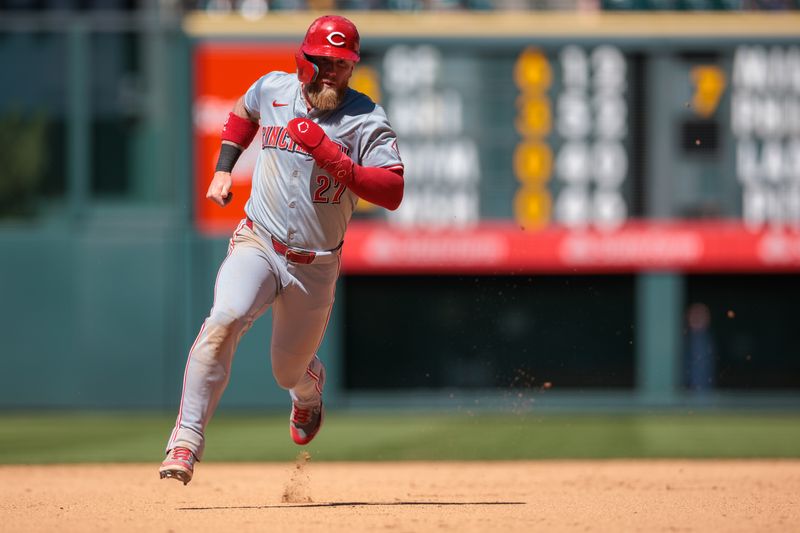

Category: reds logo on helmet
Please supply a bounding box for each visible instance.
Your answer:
[300,15,360,62]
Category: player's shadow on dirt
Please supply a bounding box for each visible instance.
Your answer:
[180,501,526,510]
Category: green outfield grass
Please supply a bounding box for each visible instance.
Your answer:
[0,411,798,464]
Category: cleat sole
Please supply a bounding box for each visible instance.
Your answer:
[159,469,191,485]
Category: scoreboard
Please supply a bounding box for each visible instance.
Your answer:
[373,42,634,231]
[187,13,800,273]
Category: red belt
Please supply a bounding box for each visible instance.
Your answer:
[270,235,316,264]
[245,218,316,264]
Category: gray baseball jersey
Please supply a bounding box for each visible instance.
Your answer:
[164,70,403,461]
[243,71,403,252]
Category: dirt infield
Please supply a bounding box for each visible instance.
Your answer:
[2,459,798,532]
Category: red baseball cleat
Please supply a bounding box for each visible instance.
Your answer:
[159,447,196,485]
[290,402,324,445]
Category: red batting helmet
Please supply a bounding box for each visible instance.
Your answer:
[302,15,360,62]
[295,15,360,83]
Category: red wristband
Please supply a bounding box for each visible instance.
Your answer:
[221,112,259,148]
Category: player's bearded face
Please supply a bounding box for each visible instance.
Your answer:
[306,56,354,111]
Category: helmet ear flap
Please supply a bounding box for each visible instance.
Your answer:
[295,50,318,84]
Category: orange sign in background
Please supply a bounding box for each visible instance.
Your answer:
[193,43,296,235]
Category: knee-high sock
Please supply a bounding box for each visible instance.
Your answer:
[290,355,326,406]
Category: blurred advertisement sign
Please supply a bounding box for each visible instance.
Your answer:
[342,221,800,274]
[193,43,295,235]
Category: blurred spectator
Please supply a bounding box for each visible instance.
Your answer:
[1,0,796,10]
[742,0,798,8]
[0,0,135,10]
[602,0,798,8]
[684,303,716,394]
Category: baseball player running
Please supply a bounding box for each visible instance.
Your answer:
[159,15,404,485]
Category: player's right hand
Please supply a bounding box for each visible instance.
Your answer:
[206,171,234,207]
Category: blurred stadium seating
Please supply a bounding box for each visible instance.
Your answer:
[0,0,797,13]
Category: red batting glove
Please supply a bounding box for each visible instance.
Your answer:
[286,118,354,183]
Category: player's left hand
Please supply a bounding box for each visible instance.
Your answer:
[287,118,354,183]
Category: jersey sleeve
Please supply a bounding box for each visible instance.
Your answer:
[358,105,404,172]
[243,75,267,116]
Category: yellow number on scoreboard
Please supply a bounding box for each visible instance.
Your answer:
[690,65,726,119]
[514,141,553,186]
[515,95,552,137]
[514,47,552,93]
[350,65,382,104]
[514,187,552,230]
